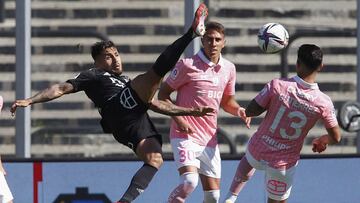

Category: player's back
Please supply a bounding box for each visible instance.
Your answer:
[248,76,337,168]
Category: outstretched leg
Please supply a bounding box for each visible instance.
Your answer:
[224,156,255,203]
[117,137,163,203]
[130,3,208,104]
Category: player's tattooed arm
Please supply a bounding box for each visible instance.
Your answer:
[245,99,266,117]
[11,82,74,115]
[30,82,74,104]
[149,99,214,117]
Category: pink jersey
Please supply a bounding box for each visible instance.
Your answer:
[165,50,236,147]
[248,76,338,169]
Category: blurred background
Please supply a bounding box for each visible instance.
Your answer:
[0,0,357,158]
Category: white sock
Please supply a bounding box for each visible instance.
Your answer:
[225,192,238,202]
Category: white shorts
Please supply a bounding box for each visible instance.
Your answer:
[171,138,221,178]
[246,151,297,201]
[0,172,13,203]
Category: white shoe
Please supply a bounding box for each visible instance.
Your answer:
[192,3,208,36]
[224,199,234,203]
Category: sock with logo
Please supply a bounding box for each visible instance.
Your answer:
[119,163,158,202]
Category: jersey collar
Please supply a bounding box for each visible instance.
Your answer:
[293,75,319,90]
[197,49,225,68]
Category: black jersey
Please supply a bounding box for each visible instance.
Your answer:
[66,68,130,108]
[66,68,161,150]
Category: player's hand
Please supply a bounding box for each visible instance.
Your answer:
[175,118,196,134]
[191,106,214,117]
[238,107,251,129]
[312,136,328,153]
[10,99,32,116]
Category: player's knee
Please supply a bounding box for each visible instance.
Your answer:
[146,153,163,169]
[167,173,199,203]
[203,190,220,203]
[181,172,199,190]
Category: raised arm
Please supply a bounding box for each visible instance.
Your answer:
[11,82,75,115]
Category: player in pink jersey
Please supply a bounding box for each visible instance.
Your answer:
[158,21,251,203]
[0,96,14,203]
[223,44,341,203]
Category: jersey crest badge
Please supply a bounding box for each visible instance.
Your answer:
[170,68,178,80]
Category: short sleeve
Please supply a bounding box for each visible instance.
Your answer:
[165,59,190,90]
[66,70,96,92]
[254,80,273,109]
[223,64,236,95]
[322,100,338,128]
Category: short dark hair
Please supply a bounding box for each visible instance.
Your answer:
[91,40,116,60]
[205,21,225,36]
[297,44,323,71]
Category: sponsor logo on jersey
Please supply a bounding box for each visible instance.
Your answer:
[212,77,219,86]
[120,88,138,109]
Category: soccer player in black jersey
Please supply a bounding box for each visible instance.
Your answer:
[11,4,210,203]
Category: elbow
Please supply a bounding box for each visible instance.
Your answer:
[332,127,342,144]
[333,135,341,144]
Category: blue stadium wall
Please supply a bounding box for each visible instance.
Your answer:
[3,157,360,203]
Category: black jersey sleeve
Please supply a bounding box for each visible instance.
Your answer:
[66,69,96,92]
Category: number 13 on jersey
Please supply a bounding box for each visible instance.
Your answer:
[270,105,307,140]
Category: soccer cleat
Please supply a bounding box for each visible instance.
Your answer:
[192,3,208,37]
[224,200,234,203]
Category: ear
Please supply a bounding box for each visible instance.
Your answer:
[318,63,324,71]
[201,37,205,45]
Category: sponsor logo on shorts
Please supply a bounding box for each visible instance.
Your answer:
[267,179,287,195]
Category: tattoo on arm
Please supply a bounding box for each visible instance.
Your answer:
[150,100,191,116]
[30,83,74,104]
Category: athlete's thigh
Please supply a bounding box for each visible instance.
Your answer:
[265,165,296,201]
[197,145,221,190]
[171,138,202,170]
[198,145,221,179]
[136,137,162,155]
[130,69,162,104]
[136,137,163,168]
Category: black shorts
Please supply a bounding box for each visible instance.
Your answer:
[100,82,162,152]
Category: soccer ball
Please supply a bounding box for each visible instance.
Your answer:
[257,23,289,53]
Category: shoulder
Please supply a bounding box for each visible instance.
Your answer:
[178,57,196,68]
[70,68,102,81]
[220,57,236,75]
[80,68,99,76]
[221,57,236,67]
[271,77,295,87]
[316,91,334,105]
[120,75,131,82]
